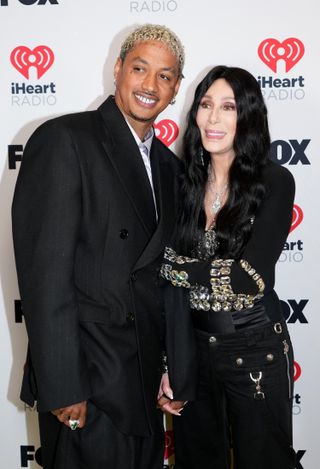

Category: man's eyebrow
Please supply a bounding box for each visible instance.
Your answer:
[131,56,177,72]
[131,56,148,65]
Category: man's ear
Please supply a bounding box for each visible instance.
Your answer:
[114,57,122,82]
[173,76,182,100]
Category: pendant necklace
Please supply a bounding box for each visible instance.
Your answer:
[207,169,228,215]
[210,184,228,214]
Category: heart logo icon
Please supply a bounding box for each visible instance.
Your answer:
[258,38,304,72]
[10,45,55,79]
[290,204,303,233]
[154,119,179,147]
[293,360,301,382]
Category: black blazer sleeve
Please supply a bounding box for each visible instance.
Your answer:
[164,284,198,402]
[230,162,295,295]
[12,118,91,412]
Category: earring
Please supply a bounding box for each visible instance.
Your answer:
[170,98,176,105]
[114,78,117,87]
[199,147,204,166]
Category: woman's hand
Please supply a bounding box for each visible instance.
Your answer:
[157,373,186,416]
[158,372,173,400]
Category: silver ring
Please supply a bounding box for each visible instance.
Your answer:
[69,419,80,430]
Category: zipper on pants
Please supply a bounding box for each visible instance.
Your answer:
[283,340,292,399]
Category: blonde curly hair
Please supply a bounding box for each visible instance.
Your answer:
[119,24,185,77]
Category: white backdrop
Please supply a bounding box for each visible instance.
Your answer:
[1,1,319,468]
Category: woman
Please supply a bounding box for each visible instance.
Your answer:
[158,66,296,469]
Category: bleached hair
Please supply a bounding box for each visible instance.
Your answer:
[119,23,185,77]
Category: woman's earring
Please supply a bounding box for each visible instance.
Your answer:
[170,97,176,105]
[199,147,204,166]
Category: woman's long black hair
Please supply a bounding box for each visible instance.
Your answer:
[177,65,271,259]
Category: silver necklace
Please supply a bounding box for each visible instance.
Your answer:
[207,170,228,215]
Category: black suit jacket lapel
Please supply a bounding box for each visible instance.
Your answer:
[133,140,177,272]
[98,96,157,236]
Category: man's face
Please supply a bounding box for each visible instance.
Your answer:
[114,40,181,138]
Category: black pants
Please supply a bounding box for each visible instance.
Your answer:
[38,400,164,469]
[173,321,295,469]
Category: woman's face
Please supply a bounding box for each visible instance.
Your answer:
[196,78,237,161]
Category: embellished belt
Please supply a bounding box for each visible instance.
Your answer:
[191,301,270,334]
[160,250,265,313]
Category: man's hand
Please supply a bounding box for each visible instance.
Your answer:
[157,373,186,416]
[51,401,87,429]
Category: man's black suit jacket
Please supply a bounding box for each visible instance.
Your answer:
[12,96,182,436]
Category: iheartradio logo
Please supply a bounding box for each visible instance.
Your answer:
[258,38,304,73]
[294,360,302,382]
[10,45,54,79]
[290,204,303,233]
[154,119,179,147]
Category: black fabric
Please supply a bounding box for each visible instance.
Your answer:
[163,162,295,399]
[162,161,295,466]
[164,285,198,402]
[173,322,295,469]
[191,301,270,334]
[12,95,182,468]
[39,401,164,469]
[163,161,295,321]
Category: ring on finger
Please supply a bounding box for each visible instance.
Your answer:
[69,419,80,430]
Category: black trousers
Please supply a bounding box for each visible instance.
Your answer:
[38,400,164,469]
[173,321,296,469]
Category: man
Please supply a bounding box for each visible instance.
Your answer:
[12,24,184,469]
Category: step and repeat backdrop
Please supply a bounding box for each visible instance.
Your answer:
[0,1,319,468]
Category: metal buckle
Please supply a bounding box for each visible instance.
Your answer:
[274,322,282,334]
[249,372,265,400]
